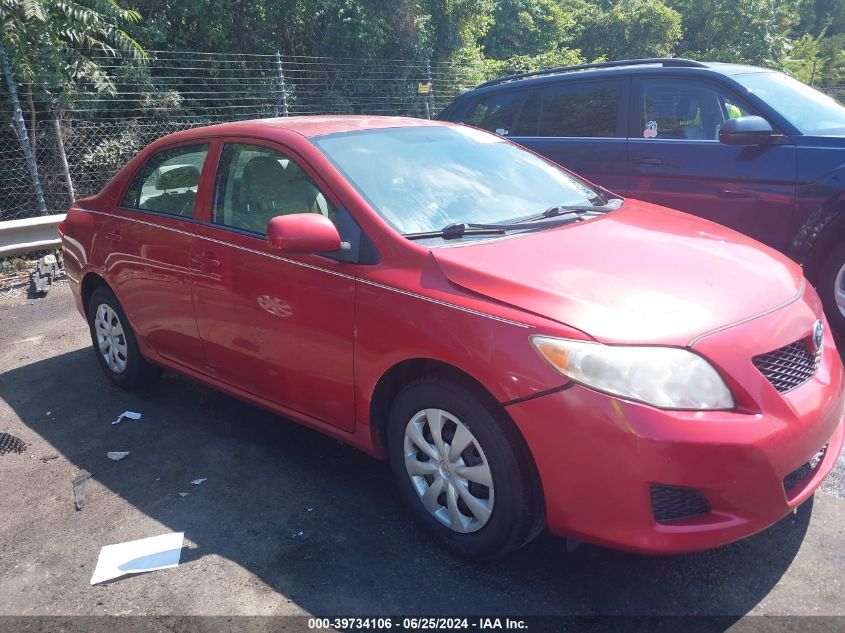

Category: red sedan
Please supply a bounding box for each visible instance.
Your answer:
[62,116,845,559]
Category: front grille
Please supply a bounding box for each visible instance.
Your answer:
[649,484,711,522]
[783,443,828,494]
[752,339,820,393]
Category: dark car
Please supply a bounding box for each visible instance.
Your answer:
[439,58,845,332]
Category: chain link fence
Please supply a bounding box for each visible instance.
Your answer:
[0,51,485,222]
[1,52,843,223]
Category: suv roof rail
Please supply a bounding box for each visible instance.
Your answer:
[476,58,709,89]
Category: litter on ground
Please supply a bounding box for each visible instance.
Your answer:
[111,411,142,425]
[72,470,92,511]
[90,532,184,585]
[107,451,130,461]
[190,478,207,485]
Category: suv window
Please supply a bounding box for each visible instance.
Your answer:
[638,78,755,141]
[121,144,208,217]
[213,143,336,235]
[463,91,526,136]
[529,80,623,137]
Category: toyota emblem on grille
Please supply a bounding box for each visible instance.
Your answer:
[812,319,824,353]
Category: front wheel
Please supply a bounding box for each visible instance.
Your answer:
[817,241,845,333]
[87,286,160,389]
[387,376,543,560]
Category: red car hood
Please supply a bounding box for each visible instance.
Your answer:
[431,200,804,346]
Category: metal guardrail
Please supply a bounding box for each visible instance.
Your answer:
[0,213,65,258]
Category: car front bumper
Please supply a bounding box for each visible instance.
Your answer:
[507,307,845,554]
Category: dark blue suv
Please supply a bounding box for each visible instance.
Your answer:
[438,58,845,332]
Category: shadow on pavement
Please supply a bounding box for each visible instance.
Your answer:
[0,347,813,619]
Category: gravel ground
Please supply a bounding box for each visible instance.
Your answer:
[1,284,845,621]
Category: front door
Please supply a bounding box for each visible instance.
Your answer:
[626,76,797,251]
[190,140,356,431]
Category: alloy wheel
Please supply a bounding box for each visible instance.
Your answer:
[403,408,494,533]
[835,264,845,319]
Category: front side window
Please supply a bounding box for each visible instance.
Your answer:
[639,79,755,141]
[213,143,336,235]
[313,125,604,236]
[122,144,208,217]
[533,80,622,137]
[463,90,526,137]
[733,71,845,136]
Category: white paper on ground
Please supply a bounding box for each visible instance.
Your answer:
[90,532,184,585]
[107,451,130,461]
[190,478,207,485]
[111,411,142,425]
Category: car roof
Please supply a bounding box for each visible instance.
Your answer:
[460,59,776,99]
[155,115,449,145]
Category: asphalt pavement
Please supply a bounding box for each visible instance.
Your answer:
[1,283,845,623]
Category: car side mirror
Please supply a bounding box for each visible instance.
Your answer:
[267,214,341,253]
[719,116,775,146]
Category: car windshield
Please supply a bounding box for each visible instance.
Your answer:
[312,125,605,235]
[734,71,845,136]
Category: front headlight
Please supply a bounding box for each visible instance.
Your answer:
[531,336,734,410]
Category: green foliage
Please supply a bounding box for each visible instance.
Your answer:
[576,0,682,61]
[669,0,800,65]
[484,47,585,77]
[78,123,138,178]
[1,0,146,97]
[783,32,822,83]
[482,0,573,58]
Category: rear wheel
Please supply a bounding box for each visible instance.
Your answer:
[817,241,845,333]
[387,376,543,560]
[87,286,160,389]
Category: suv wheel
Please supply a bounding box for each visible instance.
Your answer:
[387,376,543,560]
[818,241,845,333]
[87,286,160,389]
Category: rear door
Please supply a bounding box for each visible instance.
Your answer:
[460,79,630,192]
[104,141,213,371]
[189,139,356,431]
[626,76,797,250]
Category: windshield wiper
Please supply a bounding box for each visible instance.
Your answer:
[512,198,624,224]
[405,206,610,241]
[404,224,508,241]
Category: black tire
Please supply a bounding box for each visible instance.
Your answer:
[817,241,845,334]
[87,286,160,389]
[387,376,544,560]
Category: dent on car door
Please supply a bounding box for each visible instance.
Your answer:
[190,140,356,431]
[106,142,212,370]
[627,77,797,251]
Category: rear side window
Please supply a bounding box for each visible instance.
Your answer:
[532,81,623,137]
[463,91,526,136]
[121,144,209,217]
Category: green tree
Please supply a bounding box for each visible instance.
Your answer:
[783,32,822,83]
[669,0,800,65]
[482,0,573,59]
[1,0,144,212]
[576,0,682,61]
